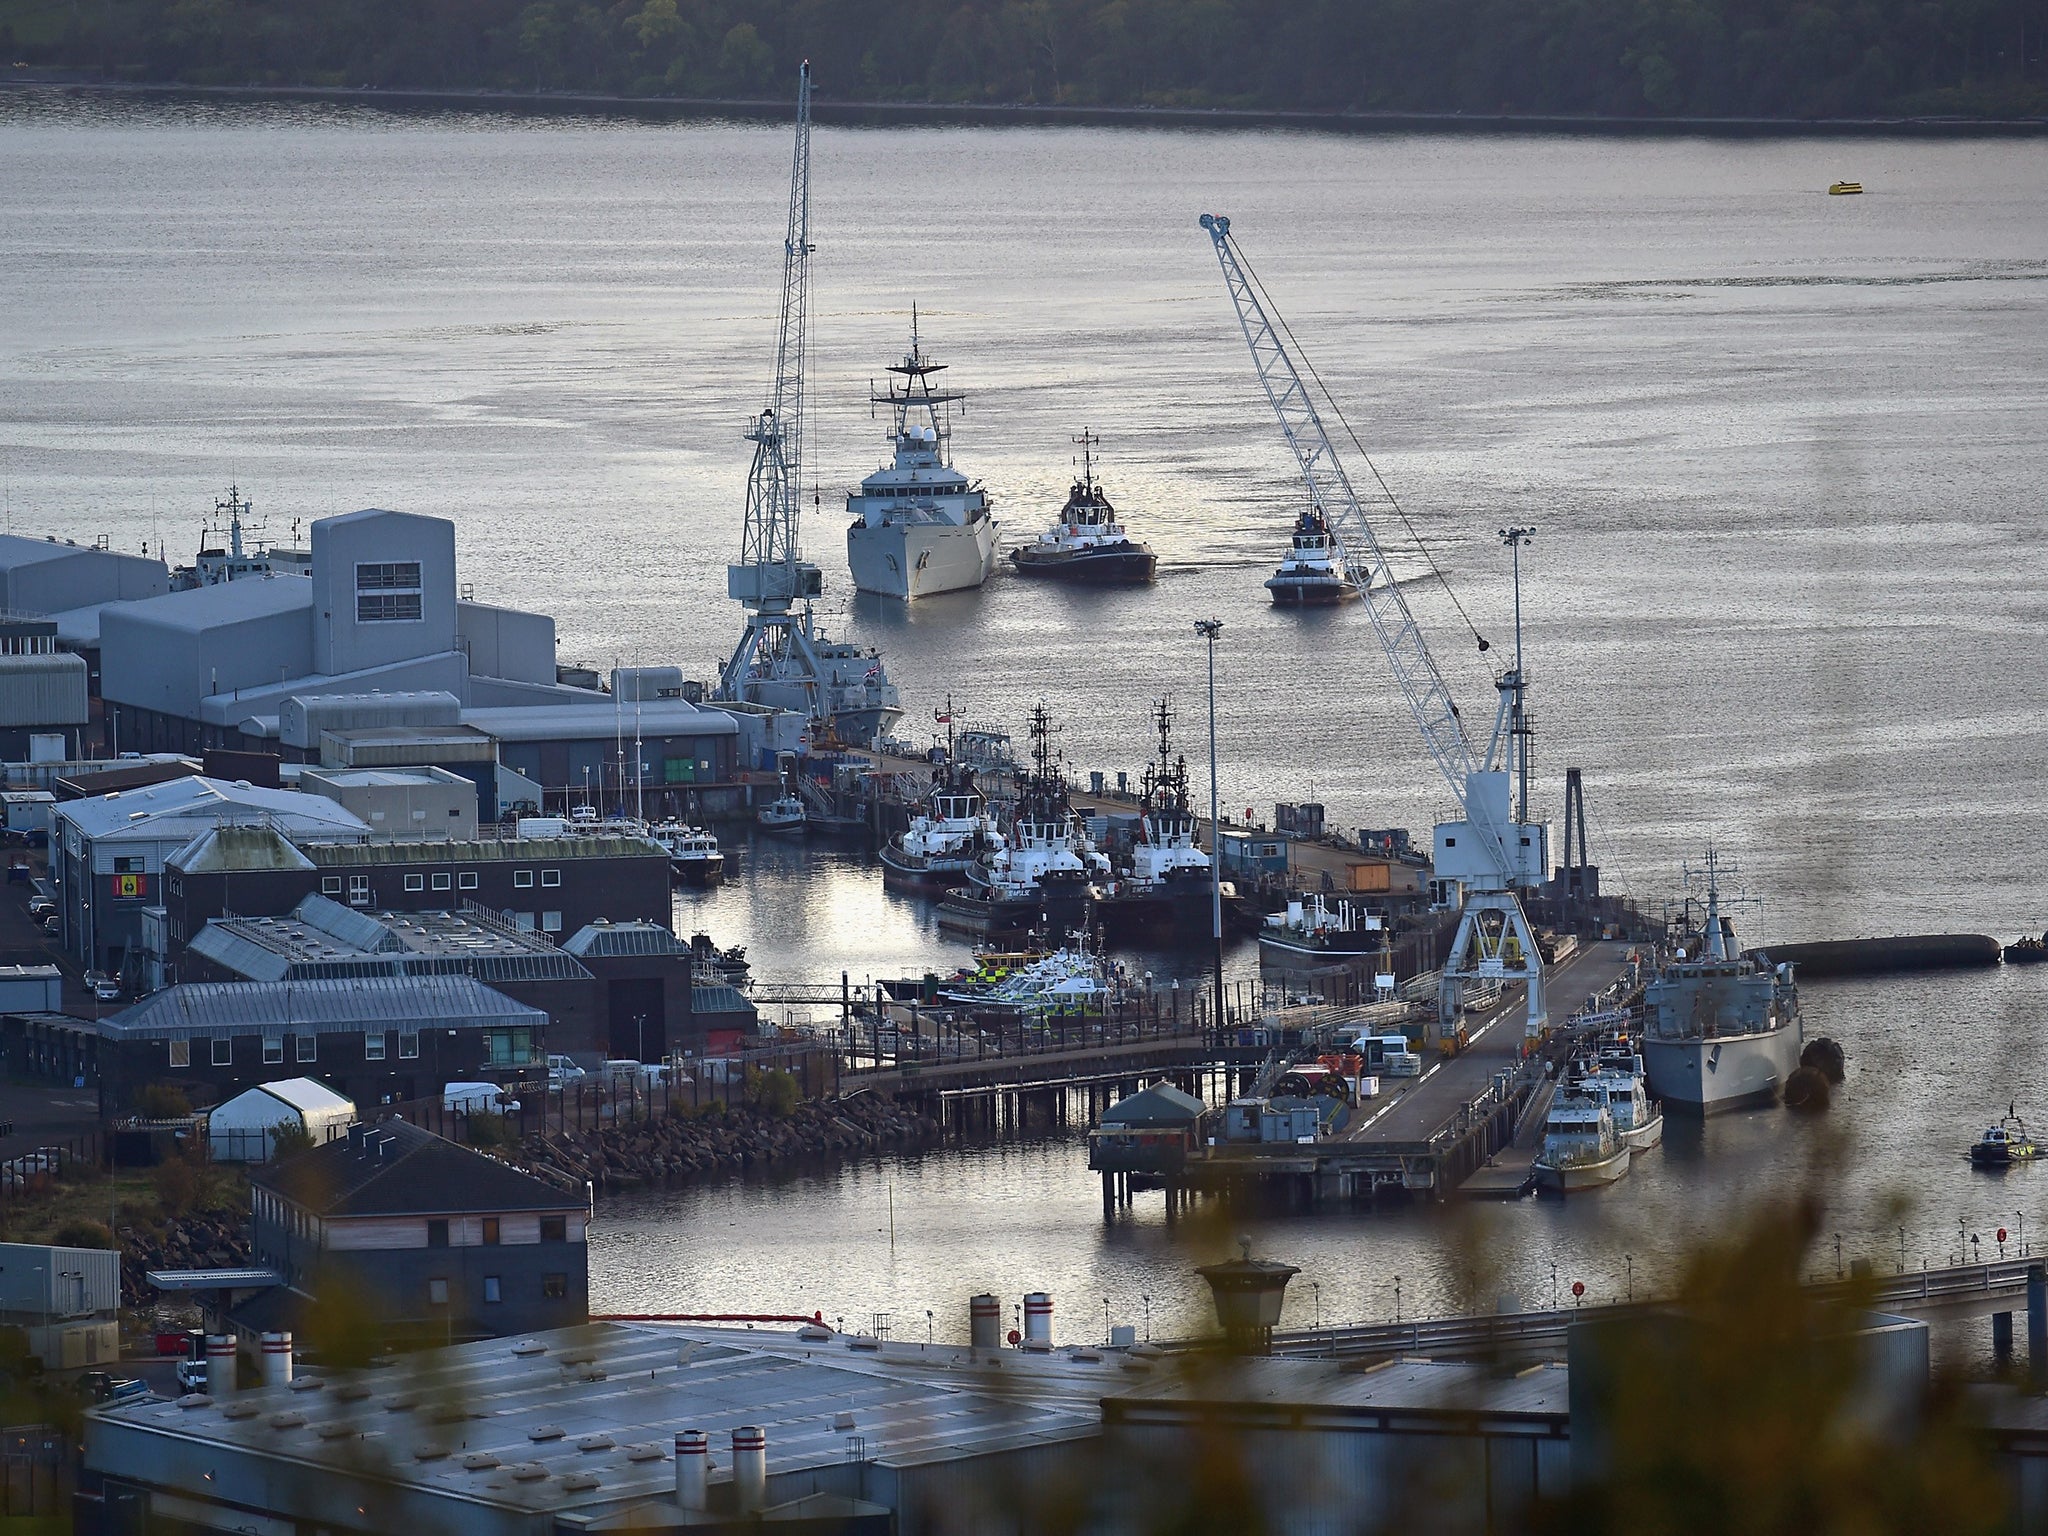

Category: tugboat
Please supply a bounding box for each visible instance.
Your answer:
[845,310,1000,601]
[1093,699,1231,943]
[1533,1095,1632,1193]
[1265,505,1360,606]
[1007,431,1156,585]
[1971,1107,2039,1168]
[879,758,1004,891]
[941,705,1108,938]
[1640,849,1802,1115]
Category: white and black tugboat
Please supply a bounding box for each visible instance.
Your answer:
[1094,699,1230,943]
[1640,849,1803,1115]
[651,821,725,886]
[1008,431,1156,585]
[938,705,1108,938]
[879,760,1004,891]
[1265,505,1360,606]
[846,311,1000,601]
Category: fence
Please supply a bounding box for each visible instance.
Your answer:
[0,1129,105,1202]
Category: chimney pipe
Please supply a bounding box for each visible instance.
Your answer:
[260,1331,293,1387]
[731,1425,767,1513]
[205,1334,237,1397]
[674,1429,708,1510]
[970,1294,1000,1351]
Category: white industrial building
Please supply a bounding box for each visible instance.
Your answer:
[207,1077,356,1162]
[0,613,89,760]
[51,775,370,976]
[0,532,167,617]
[0,1240,122,1371]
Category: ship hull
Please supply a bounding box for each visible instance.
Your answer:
[1008,544,1156,585]
[1619,1111,1664,1152]
[1097,880,1232,945]
[1534,1144,1632,1193]
[1643,1026,1802,1115]
[1267,576,1359,606]
[848,515,999,600]
[878,841,978,891]
[672,855,724,888]
[1259,932,1379,964]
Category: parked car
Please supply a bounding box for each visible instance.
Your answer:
[77,1371,148,1404]
[40,914,60,935]
[26,895,54,917]
[92,978,122,1002]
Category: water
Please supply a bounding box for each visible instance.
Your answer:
[3,90,2045,1343]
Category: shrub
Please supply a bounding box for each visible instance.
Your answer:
[745,1067,801,1119]
[268,1121,314,1161]
[151,1151,204,1217]
[49,1218,113,1250]
[466,1113,508,1148]
[135,1083,192,1119]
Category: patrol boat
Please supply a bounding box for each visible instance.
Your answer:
[1640,850,1803,1115]
[1008,431,1156,585]
[845,314,999,600]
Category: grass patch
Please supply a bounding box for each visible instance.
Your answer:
[0,1165,245,1248]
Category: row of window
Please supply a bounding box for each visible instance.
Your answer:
[357,593,423,623]
[316,869,562,898]
[426,1274,568,1305]
[425,1215,568,1246]
[167,1032,421,1068]
[355,560,422,591]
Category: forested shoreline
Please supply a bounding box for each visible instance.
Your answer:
[4,0,2044,121]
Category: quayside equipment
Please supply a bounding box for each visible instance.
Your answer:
[1198,211,1550,1041]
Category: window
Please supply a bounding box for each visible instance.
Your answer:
[513,870,534,889]
[541,911,562,934]
[113,855,143,873]
[321,876,342,895]
[262,1037,283,1065]
[168,1040,189,1068]
[540,1215,566,1244]
[485,1028,534,1068]
[426,1219,449,1248]
[356,591,423,622]
[398,1032,419,1060]
[458,872,478,890]
[427,1278,449,1305]
[404,874,425,892]
[210,1038,232,1066]
[482,1217,500,1245]
[296,1034,317,1063]
[512,912,536,932]
[365,1031,386,1061]
[347,875,370,905]
[483,1276,502,1304]
[431,872,452,891]
[356,560,421,591]
[542,1273,568,1300]
[540,869,561,888]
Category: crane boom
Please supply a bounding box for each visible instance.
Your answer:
[1199,212,1475,801]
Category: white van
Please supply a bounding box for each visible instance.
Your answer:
[443,1082,519,1114]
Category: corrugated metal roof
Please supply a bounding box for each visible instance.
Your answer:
[58,776,369,841]
[252,1119,579,1216]
[88,1322,1100,1519]
[692,984,755,1016]
[1100,1082,1207,1128]
[100,975,543,1039]
[192,898,595,986]
[99,571,312,634]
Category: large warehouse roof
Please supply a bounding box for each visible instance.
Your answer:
[100,974,543,1039]
[57,775,369,841]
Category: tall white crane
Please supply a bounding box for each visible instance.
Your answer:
[1198,212,1552,1039]
[719,62,828,705]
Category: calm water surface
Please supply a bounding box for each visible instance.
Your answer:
[3,92,2044,1337]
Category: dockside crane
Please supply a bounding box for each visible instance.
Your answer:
[1198,212,1552,1040]
[718,62,828,707]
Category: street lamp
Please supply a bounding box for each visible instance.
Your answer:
[1193,619,1224,1033]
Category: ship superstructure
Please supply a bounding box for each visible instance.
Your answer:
[1008,431,1156,585]
[845,313,999,601]
[171,487,312,590]
[1095,699,1225,941]
[714,63,903,749]
[1640,850,1802,1115]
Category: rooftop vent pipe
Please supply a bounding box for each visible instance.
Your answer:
[970,1294,1000,1350]
[206,1334,237,1397]
[674,1429,708,1510]
[732,1426,767,1513]
[259,1332,293,1387]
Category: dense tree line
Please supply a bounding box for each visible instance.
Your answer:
[8,0,2045,118]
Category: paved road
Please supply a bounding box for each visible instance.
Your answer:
[1340,940,1635,1146]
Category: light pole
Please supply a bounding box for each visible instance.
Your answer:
[1625,1253,1634,1303]
[1194,619,1225,1033]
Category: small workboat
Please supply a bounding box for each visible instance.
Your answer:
[1971,1110,2039,1168]
[1828,181,1864,196]
[1533,1095,1632,1194]
[757,794,807,832]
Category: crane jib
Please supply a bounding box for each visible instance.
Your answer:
[1197,212,1477,801]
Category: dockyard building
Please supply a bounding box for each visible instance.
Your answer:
[0,612,88,761]
[87,973,546,1112]
[559,918,760,1060]
[0,532,168,699]
[50,774,370,977]
[237,1118,591,1345]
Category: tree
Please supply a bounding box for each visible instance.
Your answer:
[269,1121,314,1161]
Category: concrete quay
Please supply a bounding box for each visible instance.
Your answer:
[1187,941,1639,1203]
